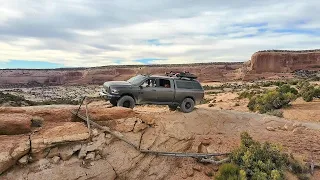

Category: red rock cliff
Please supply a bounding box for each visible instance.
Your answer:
[250,50,320,73]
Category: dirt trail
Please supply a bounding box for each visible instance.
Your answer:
[1,104,320,179]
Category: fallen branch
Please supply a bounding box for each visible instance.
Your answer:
[140,150,230,158]
[199,157,230,165]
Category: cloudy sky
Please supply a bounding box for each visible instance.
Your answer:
[0,0,319,68]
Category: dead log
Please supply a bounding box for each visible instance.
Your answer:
[199,157,230,165]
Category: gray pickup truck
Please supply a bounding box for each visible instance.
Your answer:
[100,72,204,113]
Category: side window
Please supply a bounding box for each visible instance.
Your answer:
[192,81,203,89]
[176,81,193,89]
[141,79,156,88]
[158,79,171,88]
[176,80,202,89]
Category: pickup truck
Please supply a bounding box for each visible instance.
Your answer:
[100,72,204,113]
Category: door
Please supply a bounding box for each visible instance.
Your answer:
[137,78,158,104]
[154,78,174,103]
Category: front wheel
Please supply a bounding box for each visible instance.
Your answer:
[180,98,195,113]
[117,96,135,109]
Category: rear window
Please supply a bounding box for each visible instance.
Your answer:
[176,80,203,90]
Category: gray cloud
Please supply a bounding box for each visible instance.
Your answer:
[0,0,319,67]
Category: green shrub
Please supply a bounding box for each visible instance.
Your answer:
[298,82,320,102]
[247,90,295,113]
[277,84,298,95]
[0,91,34,106]
[231,132,288,180]
[215,163,246,180]
[228,132,310,180]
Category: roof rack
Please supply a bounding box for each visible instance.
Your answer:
[165,71,197,80]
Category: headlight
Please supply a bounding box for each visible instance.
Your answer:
[110,88,119,94]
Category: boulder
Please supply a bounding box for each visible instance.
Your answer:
[0,135,30,174]
[30,122,89,160]
[0,114,32,135]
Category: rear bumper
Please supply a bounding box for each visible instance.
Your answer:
[99,91,120,100]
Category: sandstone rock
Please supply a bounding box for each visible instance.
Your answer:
[91,129,99,137]
[0,114,32,135]
[18,155,29,165]
[133,120,148,133]
[206,144,218,154]
[29,159,51,172]
[266,127,276,131]
[114,118,137,132]
[198,144,208,153]
[52,156,60,164]
[31,122,89,159]
[208,103,214,107]
[46,147,59,158]
[250,51,320,73]
[59,144,82,161]
[86,133,106,152]
[78,144,87,159]
[85,152,95,161]
[138,114,155,125]
[21,159,117,179]
[0,135,30,174]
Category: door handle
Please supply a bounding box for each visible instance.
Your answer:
[152,89,156,91]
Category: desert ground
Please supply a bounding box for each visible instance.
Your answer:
[1,78,320,180]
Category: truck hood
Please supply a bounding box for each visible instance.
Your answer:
[103,81,132,89]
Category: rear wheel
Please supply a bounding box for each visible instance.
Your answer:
[117,96,135,109]
[168,105,178,111]
[180,98,195,113]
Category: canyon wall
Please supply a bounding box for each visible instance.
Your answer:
[250,50,320,73]
[0,63,244,88]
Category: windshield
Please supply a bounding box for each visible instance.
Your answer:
[127,74,147,85]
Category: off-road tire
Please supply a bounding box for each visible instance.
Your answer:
[180,98,195,113]
[168,105,178,111]
[117,96,135,109]
[110,99,118,106]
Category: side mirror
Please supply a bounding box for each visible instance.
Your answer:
[139,85,143,89]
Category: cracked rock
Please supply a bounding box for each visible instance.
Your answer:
[18,155,29,165]
[59,144,82,161]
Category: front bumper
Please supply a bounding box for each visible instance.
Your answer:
[99,90,120,100]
